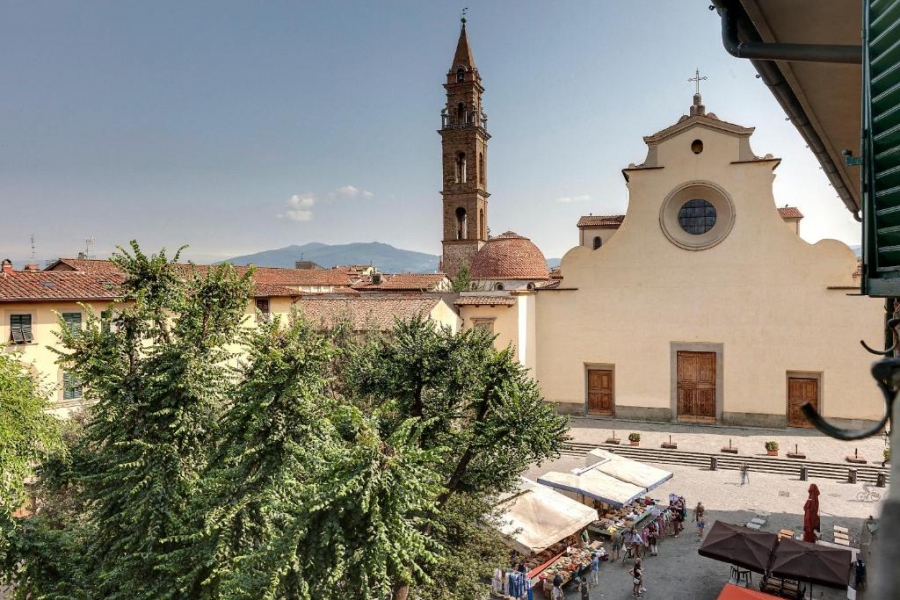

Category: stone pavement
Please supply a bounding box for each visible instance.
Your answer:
[521,418,891,600]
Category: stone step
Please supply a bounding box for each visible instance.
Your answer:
[561,442,891,485]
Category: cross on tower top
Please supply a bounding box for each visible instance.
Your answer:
[688,68,708,96]
[461,7,468,25]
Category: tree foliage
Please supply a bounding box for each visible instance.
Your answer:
[4,242,568,599]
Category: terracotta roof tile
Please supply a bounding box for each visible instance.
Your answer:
[454,295,516,306]
[252,283,303,298]
[470,232,550,280]
[45,258,125,275]
[778,206,804,219]
[0,271,123,303]
[352,273,448,291]
[297,295,442,331]
[577,215,625,228]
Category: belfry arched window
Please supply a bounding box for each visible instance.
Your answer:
[455,207,467,240]
[456,68,465,82]
[456,152,466,184]
[478,152,484,185]
[479,208,485,239]
[457,102,465,125]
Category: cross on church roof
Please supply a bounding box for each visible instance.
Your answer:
[461,7,468,24]
[688,68,708,95]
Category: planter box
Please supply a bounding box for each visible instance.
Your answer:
[786,452,806,459]
[629,441,640,447]
[661,442,678,449]
[845,456,867,464]
[766,450,778,457]
[720,447,738,454]
[605,438,621,445]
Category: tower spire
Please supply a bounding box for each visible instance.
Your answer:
[452,11,476,71]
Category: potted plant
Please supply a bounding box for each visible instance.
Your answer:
[765,441,779,456]
[628,432,641,446]
[885,448,891,465]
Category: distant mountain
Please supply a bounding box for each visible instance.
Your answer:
[850,245,862,258]
[222,242,440,273]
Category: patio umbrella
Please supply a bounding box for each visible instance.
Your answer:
[698,521,778,574]
[716,583,782,599]
[770,538,851,590]
[802,484,820,543]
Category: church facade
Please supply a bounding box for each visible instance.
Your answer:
[447,23,886,429]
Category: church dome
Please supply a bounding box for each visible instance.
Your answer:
[470,232,550,280]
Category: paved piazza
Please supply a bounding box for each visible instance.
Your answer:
[521,418,891,600]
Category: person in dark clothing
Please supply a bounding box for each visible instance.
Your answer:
[854,557,867,590]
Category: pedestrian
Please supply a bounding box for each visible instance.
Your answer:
[590,551,600,585]
[630,526,643,558]
[611,528,623,561]
[578,576,590,600]
[551,571,563,600]
[740,462,749,485]
[630,557,644,598]
[648,527,659,556]
[854,557,867,590]
[693,501,706,540]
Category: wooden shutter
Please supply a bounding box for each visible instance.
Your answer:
[10,314,32,343]
[863,0,900,295]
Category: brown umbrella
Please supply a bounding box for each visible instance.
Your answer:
[698,521,779,574]
[770,538,851,589]
[802,484,820,543]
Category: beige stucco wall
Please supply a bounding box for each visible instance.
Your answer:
[535,119,884,426]
[459,303,519,353]
[429,299,462,334]
[579,227,619,249]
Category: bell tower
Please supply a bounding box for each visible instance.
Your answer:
[440,15,490,279]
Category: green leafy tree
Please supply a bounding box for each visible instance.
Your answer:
[343,318,569,599]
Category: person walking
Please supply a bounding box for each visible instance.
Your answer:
[630,557,645,598]
[648,526,659,557]
[578,576,590,600]
[740,462,750,486]
[611,528,623,561]
[590,550,600,585]
[693,502,706,541]
[630,526,643,559]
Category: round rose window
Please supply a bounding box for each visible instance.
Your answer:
[677,199,717,235]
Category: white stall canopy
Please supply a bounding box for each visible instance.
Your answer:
[495,477,599,556]
[537,469,646,508]
[584,448,673,491]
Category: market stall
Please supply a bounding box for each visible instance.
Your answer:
[537,468,645,508]
[583,448,673,491]
[496,477,599,557]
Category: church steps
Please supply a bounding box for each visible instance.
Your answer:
[560,442,891,485]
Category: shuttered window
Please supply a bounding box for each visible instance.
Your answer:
[10,314,33,344]
[63,371,83,400]
[256,298,270,319]
[863,0,900,295]
[62,312,82,336]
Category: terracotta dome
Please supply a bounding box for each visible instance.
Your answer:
[470,231,550,280]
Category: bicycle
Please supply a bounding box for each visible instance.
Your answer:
[856,485,881,502]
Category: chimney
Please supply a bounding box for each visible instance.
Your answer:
[1,259,13,274]
[23,263,40,272]
[372,273,383,285]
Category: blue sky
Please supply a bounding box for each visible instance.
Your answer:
[0,1,861,264]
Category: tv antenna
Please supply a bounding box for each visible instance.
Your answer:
[84,237,95,259]
[30,234,36,260]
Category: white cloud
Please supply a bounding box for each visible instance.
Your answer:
[555,194,591,204]
[334,185,373,199]
[278,193,316,222]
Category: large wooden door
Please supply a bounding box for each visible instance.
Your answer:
[587,369,614,415]
[677,352,717,422]
[788,377,818,428]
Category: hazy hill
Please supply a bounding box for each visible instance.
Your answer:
[223,242,440,273]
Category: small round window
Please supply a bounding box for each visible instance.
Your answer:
[678,199,717,235]
[691,139,703,154]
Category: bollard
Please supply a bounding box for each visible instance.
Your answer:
[877,471,887,488]
[848,468,858,484]
[710,456,718,471]
[800,466,808,481]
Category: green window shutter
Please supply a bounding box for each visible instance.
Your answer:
[863,0,900,295]
[100,310,112,334]
[63,372,82,400]
[62,312,82,336]
[10,314,33,343]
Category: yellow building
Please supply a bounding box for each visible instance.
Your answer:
[1,259,458,414]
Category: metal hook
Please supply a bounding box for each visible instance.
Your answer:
[860,339,897,355]
[801,356,897,440]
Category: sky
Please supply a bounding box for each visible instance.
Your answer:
[0,1,862,265]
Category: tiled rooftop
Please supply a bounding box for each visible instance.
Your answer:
[577,215,625,228]
[454,295,516,306]
[470,232,550,281]
[297,295,442,331]
[351,273,447,291]
[0,271,123,303]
